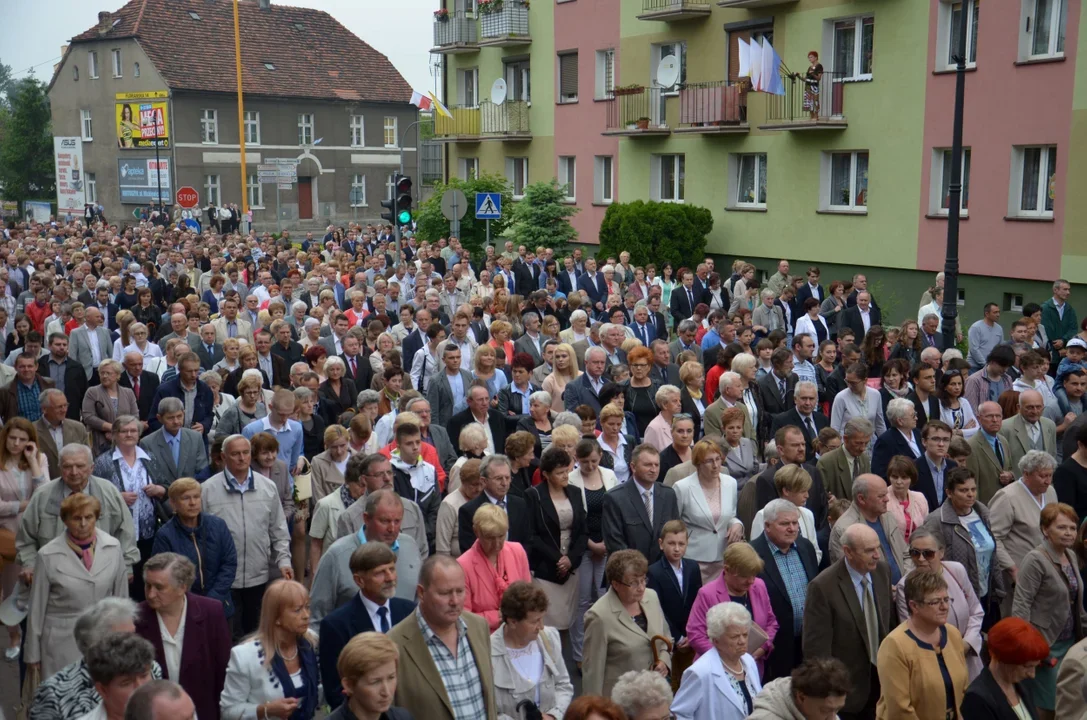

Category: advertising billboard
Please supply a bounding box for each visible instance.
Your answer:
[115,91,170,149]
[117,158,172,204]
[53,137,85,213]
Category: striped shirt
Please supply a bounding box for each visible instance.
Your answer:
[416,608,487,720]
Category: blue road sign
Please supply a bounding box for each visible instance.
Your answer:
[475,192,502,219]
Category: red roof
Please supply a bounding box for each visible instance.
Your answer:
[66,0,412,104]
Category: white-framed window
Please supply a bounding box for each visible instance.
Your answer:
[80,109,93,141]
[386,173,397,200]
[1011,145,1057,218]
[350,174,367,207]
[244,111,260,145]
[384,116,398,148]
[651,154,685,202]
[204,175,221,206]
[133,62,140,78]
[594,155,613,204]
[651,42,686,94]
[731,153,768,209]
[595,49,615,100]
[825,151,869,211]
[86,173,97,203]
[506,157,529,198]
[1024,0,1068,59]
[558,156,576,201]
[459,157,479,179]
[505,60,531,103]
[937,1,979,69]
[110,49,122,78]
[558,52,579,103]
[298,113,314,145]
[833,16,875,80]
[88,51,99,79]
[457,68,479,107]
[201,109,218,144]
[246,173,263,209]
[350,115,365,147]
[932,147,971,215]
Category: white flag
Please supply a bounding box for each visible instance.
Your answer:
[738,38,751,78]
[750,37,764,91]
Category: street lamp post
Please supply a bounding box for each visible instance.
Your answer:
[940,5,971,352]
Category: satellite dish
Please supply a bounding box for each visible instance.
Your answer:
[656,55,680,89]
[491,78,507,105]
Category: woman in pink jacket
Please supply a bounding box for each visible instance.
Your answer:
[457,502,531,631]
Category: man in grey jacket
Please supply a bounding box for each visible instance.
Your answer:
[199,433,292,638]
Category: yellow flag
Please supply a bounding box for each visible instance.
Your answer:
[429,92,453,119]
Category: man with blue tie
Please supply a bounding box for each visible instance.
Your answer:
[318,542,415,710]
[577,258,609,313]
[628,303,656,347]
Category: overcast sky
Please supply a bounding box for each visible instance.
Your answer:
[5,0,437,94]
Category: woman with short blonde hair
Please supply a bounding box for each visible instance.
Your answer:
[330,632,410,720]
[458,498,531,630]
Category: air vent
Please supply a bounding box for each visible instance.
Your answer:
[189,11,201,20]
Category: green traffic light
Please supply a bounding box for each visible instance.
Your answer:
[398,210,412,224]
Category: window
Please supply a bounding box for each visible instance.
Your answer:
[827,151,869,211]
[651,43,686,94]
[133,62,140,77]
[935,148,971,215]
[945,1,979,67]
[86,173,97,203]
[728,27,772,83]
[80,109,93,141]
[595,49,615,99]
[386,173,397,200]
[188,11,201,20]
[507,157,529,198]
[350,115,365,147]
[204,175,221,206]
[457,68,479,107]
[1013,145,1057,218]
[201,109,218,144]
[263,63,276,71]
[243,111,260,145]
[1029,0,1068,58]
[383,117,397,148]
[459,157,479,179]
[594,156,613,204]
[833,17,874,80]
[73,65,79,81]
[247,174,263,208]
[111,49,122,78]
[558,52,579,103]
[298,113,314,145]
[505,60,531,103]
[1004,293,1025,313]
[652,154,685,202]
[734,153,768,208]
[350,174,367,207]
[558,157,576,201]
[88,51,99,79]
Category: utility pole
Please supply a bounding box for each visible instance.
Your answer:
[940,5,970,351]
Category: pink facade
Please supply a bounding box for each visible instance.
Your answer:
[554,0,620,245]
[917,0,1079,280]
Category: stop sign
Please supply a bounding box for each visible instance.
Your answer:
[175,186,199,209]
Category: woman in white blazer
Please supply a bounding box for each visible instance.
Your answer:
[221,580,320,720]
[673,440,745,584]
[793,298,831,346]
[671,602,762,720]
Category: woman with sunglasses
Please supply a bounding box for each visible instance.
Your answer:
[895,527,984,681]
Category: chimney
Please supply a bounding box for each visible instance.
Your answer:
[259,0,271,8]
[97,11,111,34]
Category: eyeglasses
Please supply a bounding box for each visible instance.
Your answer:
[908,548,938,560]
[616,576,647,589]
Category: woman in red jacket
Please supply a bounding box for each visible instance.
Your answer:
[457,502,531,631]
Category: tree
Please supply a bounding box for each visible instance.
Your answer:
[507,179,579,257]
[0,77,54,203]
[598,200,713,268]
[414,172,512,259]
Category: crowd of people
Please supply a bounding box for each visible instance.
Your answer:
[3,211,1087,720]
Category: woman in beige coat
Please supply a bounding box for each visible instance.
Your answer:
[310,425,350,502]
[81,359,139,455]
[26,493,129,679]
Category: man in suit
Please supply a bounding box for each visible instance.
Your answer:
[556,256,581,297]
[192,324,224,371]
[253,329,290,389]
[627,304,657,349]
[845,274,880,311]
[906,363,940,429]
[318,313,352,358]
[564,346,607,415]
[1000,389,1058,477]
[794,266,825,308]
[211,297,254,346]
[426,344,473,429]
[650,340,681,387]
[704,371,755,443]
[34,389,91,479]
[457,454,529,554]
[448,385,508,457]
[646,294,668,342]
[148,353,214,441]
[669,320,704,365]
[817,418,873,502]
[804,524,893,720]
[339,334,373,392]
[401,310,433,382]
[968,401,1015,504]
[758,347,799,429]
[70,306,113,380]
[753,499,820,682]
[119,351,161,423]
[601,444,680,565]
[771,381,829,462]
[756,426,829,534]
[140,398,210,484]
[646,520,702,644]
[669,270,698,330]
[598,324,628,372]
[319,542,416,710]
[389,555,496,720]
[38,332,86,421]
[912,420,957,511]
[576,258,609,314]
[839,291,882,343]
[512,311,544,366]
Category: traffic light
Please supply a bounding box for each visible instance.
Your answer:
[395,175,413,226]
[379,175,397,224]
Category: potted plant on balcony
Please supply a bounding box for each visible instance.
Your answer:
[635,116,651,130]
[613,84,644,96]
[433,8,449,21]
[479,0,502,14]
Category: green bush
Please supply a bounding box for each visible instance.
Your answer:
[507,179,579,257]
[414,173,512,259]
[598,200,713,268]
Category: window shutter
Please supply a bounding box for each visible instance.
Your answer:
[560,53,579,99]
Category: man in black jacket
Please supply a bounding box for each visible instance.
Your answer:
[448,384,508,457]
[39,332,87,421]
[757,347,799,431]
[119,351,161,424]
[457,454,529,554]
[755,426,829,533]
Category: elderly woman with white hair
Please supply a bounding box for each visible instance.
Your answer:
[318,355,357,426]
[560,309,590,345]
[300,317,322,350]
[121,322,163,359]
[643,384,683,452]
[516,390,555,456]
[671,602,763,720]
[611,669,675,720]
[202,370,236,441]
[871,396,923,479]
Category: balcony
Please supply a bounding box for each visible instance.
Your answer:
[480,100,531,140]
[432,11,479,54]
[479,1,531,47]
[673,81,748,135]
[759,71,847,131]
[603,87,671,137]
[717,0,797,7]
[637,0,712,22]
[433,106,481,141]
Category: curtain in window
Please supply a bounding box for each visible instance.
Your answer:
[1021,148,1041,211]
[831,154,851,206]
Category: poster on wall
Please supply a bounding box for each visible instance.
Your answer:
[115,91,170,149]
[53,137,85,213]
[25,201,52,223]
[117,157,172,204]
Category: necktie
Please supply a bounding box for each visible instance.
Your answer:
[132,377,140,400]
[350,356,357,377]
[377,606,390,633]
[994,437,1005,467]
[643,488,653,523]
[779,378,787,403]
[497,498,507,511]
[170,436,180,467]
[804,416,815,438]
[687,289,694,309]
[206,344,214,356]
[228,322,236,338]
[861,576,880,663]
[852,455,861,479]
[1030,423,1040,445]
[639,325,648,345]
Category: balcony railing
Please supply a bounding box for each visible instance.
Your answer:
[760,71,847,130]
[479,1,531,46]
[480,100,531,138]
[637,0,712,21]
[603,87,671,136]
[434,106,481,139]
[432,11,479,53]
[674,80,748,133]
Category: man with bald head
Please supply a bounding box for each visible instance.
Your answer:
[1000,388,1057,476]
[967,401,1015,503]
[828,475,911,584]
[804,523,892,720]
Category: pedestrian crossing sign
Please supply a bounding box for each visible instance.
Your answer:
[475,192,502,220]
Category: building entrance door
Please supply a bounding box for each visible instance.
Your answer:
[298,177,313,219]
